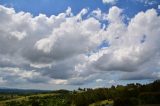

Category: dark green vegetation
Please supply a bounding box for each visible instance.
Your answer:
[0,80,160,106]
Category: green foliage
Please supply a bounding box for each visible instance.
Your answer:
[72,88,112,106]
[113,80,160,106]
[1,80,160,106]
[113,97,138,106]
[5,94,72,106]
[139,92,160,104]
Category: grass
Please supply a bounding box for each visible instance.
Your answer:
[0,93,57,106]
[89,100,113,106]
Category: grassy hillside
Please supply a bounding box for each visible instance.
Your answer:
[89,100,113,106]
[0,93,58,106]
[0,80,160,106]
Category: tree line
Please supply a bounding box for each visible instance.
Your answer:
[5,80,160,106]
[72,80,160,106]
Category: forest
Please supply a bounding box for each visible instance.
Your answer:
[0,80,160,106]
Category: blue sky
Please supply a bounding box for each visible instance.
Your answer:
[0,0,160,90]
[0,0,159,17]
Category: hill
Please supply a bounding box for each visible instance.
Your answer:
[0,80,160,106]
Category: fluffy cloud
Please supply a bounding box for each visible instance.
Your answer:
[0,67,50,85]
[0,4,160,88]
[102,0,116,4]
[0,5,102,86]
[92,7,160,73]
[35,17,100,62]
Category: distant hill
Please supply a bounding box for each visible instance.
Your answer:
[0,87,50,94]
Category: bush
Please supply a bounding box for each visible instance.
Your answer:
[139,92,160,104]
[113,98,138,106]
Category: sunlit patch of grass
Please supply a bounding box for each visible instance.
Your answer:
[0,93,58,106]
[89,100,113,106]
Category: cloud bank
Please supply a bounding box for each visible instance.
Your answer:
[0,5,160,88]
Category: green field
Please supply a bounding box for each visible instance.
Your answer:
[0,93,58,106]
[89,100,113,106]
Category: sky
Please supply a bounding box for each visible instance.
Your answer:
[0,0,160,90]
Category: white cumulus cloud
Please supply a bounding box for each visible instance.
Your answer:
[102,0,116,4]
[0,4,160,89]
